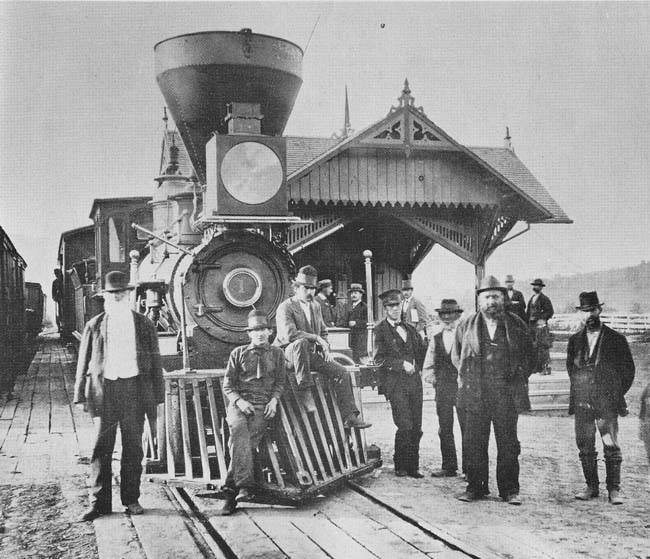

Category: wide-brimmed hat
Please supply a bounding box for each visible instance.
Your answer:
[317,279,333,292]
[348,283,365,294]
[530,278,546,287]
[401,279,413,290]
[379,289,403,306]
[504,274,515,283]
[436,299,463,314]
[103,271,134,293]
[245,309,271,331]
[476,275,507,295]
[294,265,318,288]
[576,291,604,311]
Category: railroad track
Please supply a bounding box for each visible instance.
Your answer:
[163,480,500,559]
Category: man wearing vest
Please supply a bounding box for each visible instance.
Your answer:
[504,275,527,323]
[526,278,555,375]
[423,299,465,478]
[274,265,371,430]
[344,283,368,363]
[453,276,533,504]
[567,291,635,505]
[374,289,427,478]
[74,271,164,521]
[218,310,286,515]
[401,279,431,342]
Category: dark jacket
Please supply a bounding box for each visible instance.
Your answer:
[315,294,336,327]
[373,318,426,398]
[526,292,554,323]
[73,311,164,419]
[452,312,534,413]
[566,324,635,417]
[274,296,328,348]
[505,289,527,322]
[346,301,368,359]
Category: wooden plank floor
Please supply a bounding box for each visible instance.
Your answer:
[0,335,211,559]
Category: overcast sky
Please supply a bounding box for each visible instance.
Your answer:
[1,2,649,303]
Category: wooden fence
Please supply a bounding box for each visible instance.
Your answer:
[550,313,650,334]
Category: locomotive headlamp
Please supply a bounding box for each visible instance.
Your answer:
[222,267,262,307]
[220,142,283,205]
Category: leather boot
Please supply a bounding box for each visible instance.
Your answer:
[605,458,622,504]
[575,455,599,500]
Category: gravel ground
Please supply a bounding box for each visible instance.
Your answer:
[359,340,650,559]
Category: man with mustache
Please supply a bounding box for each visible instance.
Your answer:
[453,276,533,504]
[567,291,635,505]
[526,278,555,375]
[274,265,371,429]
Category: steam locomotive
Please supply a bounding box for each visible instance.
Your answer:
[58,30,379,498]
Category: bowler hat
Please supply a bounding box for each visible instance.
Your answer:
[530,278,546,287]
[103,271,134,293]
[476,275,507,295]
[436,299,463,314]
[504,275,515,283]
[379,289,403,306]
[317,279,333,292]
[401,279,413,290]
[576,291,603,311]
[348,283,365,294]
[294,265,318,288]
[245,309,271,331]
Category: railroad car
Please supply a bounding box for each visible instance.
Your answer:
[0,226,27,392]
[24,282,45,338]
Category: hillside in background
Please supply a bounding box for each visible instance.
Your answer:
[536,261,650,314]
[416,260,650,318]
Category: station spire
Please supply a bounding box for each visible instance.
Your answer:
[332,86,354,139]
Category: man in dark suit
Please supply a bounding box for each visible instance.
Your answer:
[423,299,465,478]
[567,291,635,505]
[504,275,526,323]
[374,289,426,478]
[526,278,555,375]
[74,271,165,521]
[453,276,534,504]
[274,265,370,429]
[344,283,368,363]
[315,278,337,327]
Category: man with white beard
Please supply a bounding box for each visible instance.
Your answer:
[74,271,164,521]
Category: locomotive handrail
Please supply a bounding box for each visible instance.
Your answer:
[131,222,194,256]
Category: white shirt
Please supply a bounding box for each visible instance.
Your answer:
[484,317,498,339]
[442,328,455,353]
[586,328,601,357]
[103,311,139,380]
[388,318,407,342]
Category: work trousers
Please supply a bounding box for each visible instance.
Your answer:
[225,405,268,489]
[464,385,520,498]
[389,372,423,473]
[90,377,145,511]
[435,382,466,473]
[574,408,622,490]
[284,338,359,420]
[530,325,552,373]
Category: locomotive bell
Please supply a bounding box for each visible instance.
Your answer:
[154,30,303,185]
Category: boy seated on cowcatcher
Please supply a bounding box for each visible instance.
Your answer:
[217,309,286,515]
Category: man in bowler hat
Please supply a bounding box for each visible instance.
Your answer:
[504,275,527,323]
[526,278,555,375]
[344,283,368,363]
[401,279,431,341]
[567,291,635,504]
[453,276,533,504]
[274,265,371,429]
[374,289,427,477]
[218,310,286,514]
[423,299,465,478]
[74,271,164,521]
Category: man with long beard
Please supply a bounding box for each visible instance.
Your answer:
[567,291,635,504]
[453,276,533,504]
